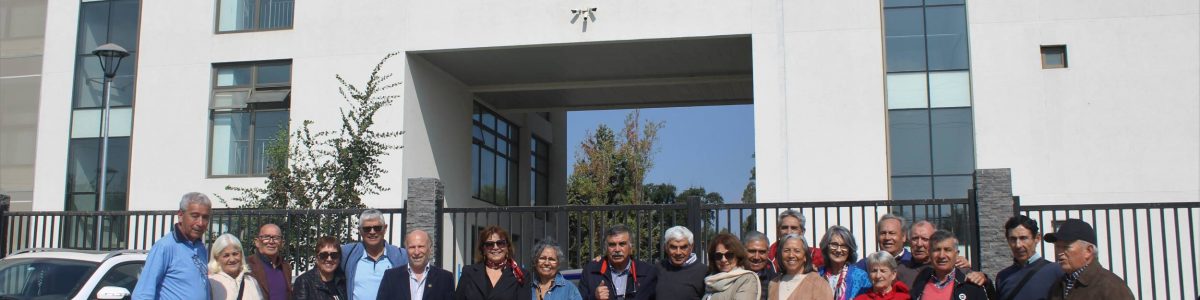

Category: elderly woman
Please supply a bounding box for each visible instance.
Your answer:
[852,252,909,300]
[768,234,832,300]
[818,226,871,300]
[293,236,348,300]
[208,234,265,300]
[456,225,529,300]
[703,232,760,300]
[529,238,582,300]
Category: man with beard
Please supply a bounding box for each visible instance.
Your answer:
[655,226,705,300]
[248,223,292,300]
[854,214,917,287]
[376,229,454,300]
[741,231,775,300]
[342,209,409,300]
[581,225,659,300]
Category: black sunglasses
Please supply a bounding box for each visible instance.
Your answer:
[317,251,340,261]
[713,251,736,261]
[361,225,385,233]
[481,240,509,249]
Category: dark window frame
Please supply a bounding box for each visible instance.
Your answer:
[1041,45,1068,69]
[213,0,294,34]
[471,102,519,206]
[530,135,550,206]
[207,60,292,178]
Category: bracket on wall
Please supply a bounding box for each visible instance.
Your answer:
[570,7,597,32]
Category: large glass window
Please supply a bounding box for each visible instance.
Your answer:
[209,61,290,177]
[472,103,518,206]
[531,136,549,206]
[885,0,975,199]
[216,0,293,33]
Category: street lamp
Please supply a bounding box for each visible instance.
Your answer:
[92,43,128,250]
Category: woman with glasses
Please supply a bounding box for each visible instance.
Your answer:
[294,236,348,300]
[767,234,832,300]
[456,225,529,300]
[529,238,582,300]
[703,232,760,300]
[208,233,265,300]
[818,226,870,300]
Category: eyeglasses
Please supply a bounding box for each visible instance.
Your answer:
[828,243,849,251]
[317,251,340,261]
[257,235,282,242]
[482,240,509,249]
[537,256,558,263]
[713,251,736,261]
[361,225,385,233]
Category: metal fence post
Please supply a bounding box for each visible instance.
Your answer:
[685,196,702,254]
[0,194,9,258]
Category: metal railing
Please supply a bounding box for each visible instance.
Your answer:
[1020,201,1199,300]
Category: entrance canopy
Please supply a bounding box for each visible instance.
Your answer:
[414,35,753,111]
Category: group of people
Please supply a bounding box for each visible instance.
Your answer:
[132,192,1135,300]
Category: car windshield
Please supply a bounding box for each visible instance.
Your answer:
[0,258,98,300]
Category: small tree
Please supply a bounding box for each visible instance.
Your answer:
[221,52,404,270]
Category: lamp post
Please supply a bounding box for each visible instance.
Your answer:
[91,43,128,250]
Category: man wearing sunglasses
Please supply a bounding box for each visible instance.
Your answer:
[248,223,293,300]
[580,225,659,300]
[341,209,409,300]
[133,192,213,300]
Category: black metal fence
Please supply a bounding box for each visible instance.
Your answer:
[1019,201,1199,300]
[439,197,978,273]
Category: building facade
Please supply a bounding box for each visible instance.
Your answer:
[12,1,1198,210]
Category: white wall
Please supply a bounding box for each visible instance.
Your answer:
[969,0,1200,205]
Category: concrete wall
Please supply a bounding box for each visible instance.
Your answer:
[968,0,1200,205]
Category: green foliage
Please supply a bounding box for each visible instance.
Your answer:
[219,52,404,271]
[741,164,757,234]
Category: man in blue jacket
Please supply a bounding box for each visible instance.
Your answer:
[342,209,408,300]
[132,192,213,300]
[994,216,1063,300]
[580,225,658,300]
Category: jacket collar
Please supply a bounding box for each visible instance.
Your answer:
[172,223,203,245]
[258,253,286,269]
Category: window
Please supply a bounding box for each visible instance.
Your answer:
[1041,45,1067,69]
[209,61,290,177]
[216,0,293,32]
[90,262,143,298]
[531,136,549,206]
[472,103,518,205]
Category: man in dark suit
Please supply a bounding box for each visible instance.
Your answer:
[377,229,454,300]
[580,225,658,300]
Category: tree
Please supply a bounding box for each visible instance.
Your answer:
[741,164,757,234]
[221,52,404,270]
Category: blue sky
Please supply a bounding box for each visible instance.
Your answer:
[566,104,755,203]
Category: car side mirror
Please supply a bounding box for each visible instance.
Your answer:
[95,286,131,300]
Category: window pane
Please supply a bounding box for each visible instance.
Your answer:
[213,91,250,109]
[496,139,508,156]
[933,175,972,199]
[472,125,483,140]
[108,107,133,137]
[77,2,110,55]
[481,151,495,202]
[889,110,931,176]
[885,8,926,72]
[925,0,965,5]
[211,112,251,176]
[71,109,102,138]
[482,112,495,130]
[472,144,481,197]
[66,139,100,193]
[74,55,137,108]
[884,0,922,7]
[929,71,971,108]
[483,131,495,149]
[218,0,254,32]
[216,66,252,87]
[892,176,932,200]
[496,160,508,205]
[925,6,969,70]
[258,0,294,29]
[108,0,140,51]
[886,73,928,109]
[252,110,289,174]
[930,108,975,174]
[256,63,291,85]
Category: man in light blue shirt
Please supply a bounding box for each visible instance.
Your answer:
[132,192,213,300]
[341,209,408,300]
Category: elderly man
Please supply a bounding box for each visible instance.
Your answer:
[655,226,705,300]
[248,223,292,300]
[133,192,213,300]
[342,209,409,300]
[855,214,918,286]
[742,231,775,300]
[376,229,453,300]
[580,225,659,300]
[1044,219,1133,300]
[910,230,995,300]
[767,209,822,267]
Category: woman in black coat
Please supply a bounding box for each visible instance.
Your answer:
[293,236,349,300]
[455,225,531,300]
